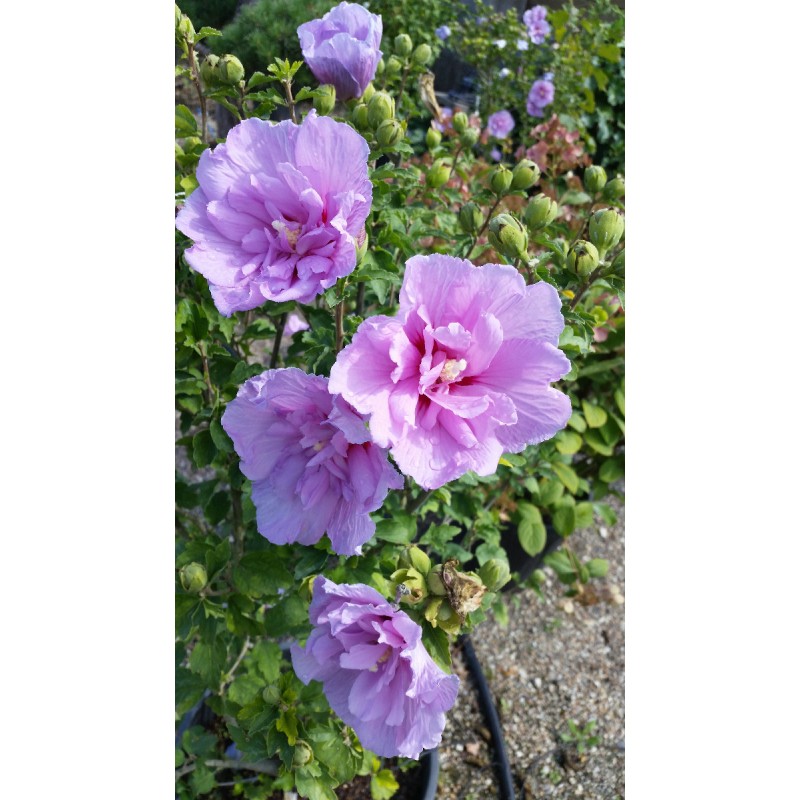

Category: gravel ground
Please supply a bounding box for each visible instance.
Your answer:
[437,497,625,800]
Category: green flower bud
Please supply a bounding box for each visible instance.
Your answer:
[376,118,405,148]
[176,11,195,43]
[511,159,541,191]
[292,740,314,768]
[394,33,413,56]
[426,158,452,188]
[478,558,511,592]
[356,230,368,263]
[360,81,375,104]
[523,193,559,231]
[603,177,625,201]
[584,165,607,194]
[386,55,403,76]
[412,43,433,66]
[435,602,462,635]
[352,103,370,131]
[588,208,625,257]
[179,562,207,593]
[425,126,442,150]
[567,240,600,277]
[217,54,245,86]
[460,127,479,148]
[427,567,447,596]
[488,164,513,195]
[458,202,484,234]
[262,684,281,705]
[488,213,529,261]
[532,569,546,585]
[199,54,221,87]
[175,4,182,28]
[314,84,336,116]
[367,90,395,129]
[376,58,386,76]
[452,112,469,134]
[424,597,443,622]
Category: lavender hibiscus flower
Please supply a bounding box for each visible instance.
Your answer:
[487,110,515,139]
[221,368,402,555]
[329,255,572,489]
[291,577,460,758]
[175,112,371,316]
[298,1,383,101]
[527,78,555,116]
[523,6,551,44]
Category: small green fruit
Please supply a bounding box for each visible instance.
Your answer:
[292,740,314,768]
[584,165,607,194]
[352,103,370,131]
[394,33,413,56]
[360,81,375,104]
[460,127,479,148]
[523,193,558,231]
[199,54,220,87]
[603,177,625,201]
[179,562,207,593]
[511,159,541,191]
[489,164,513,195]
[425,126,442,150]
[376,118,404,148]
[458,202,484,234]
[567,240,600,277]
[488,213,529,261]
[217,54,244,85]
[386,55,403,76]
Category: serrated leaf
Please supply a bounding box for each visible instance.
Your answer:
[228,674,263,707]
[371,769,400,799]
[276,709,298,745]
[251,641,282,683]
[175,104,198,137]
[309,727,357,784]
[294,770,337,800]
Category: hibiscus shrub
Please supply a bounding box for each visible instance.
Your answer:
[175,2,624,798]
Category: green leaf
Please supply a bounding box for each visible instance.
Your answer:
[551,462,579,494]
[251,641,282,683]
[294,548,329,580]
[559,189,592,205]
[190,765,216,795]
[587,558,609,578]
[189,639,227,684]
[552,501,576,537]
[228,674,263,706]
[209,419,233,453]
[276,709,298,745]
[374,514,416,544]
[517,502,546,556]
[175,104,198,137]
[599,457,625,484]
[555,430,582,455]
[544,550,578,584]
[309,726,357,784]
[581,401,607,428]
[574,502,594,529]
[295,770,337,800]
[538,478,564,507]
[421,621,452,671]
[567,413,586,433]
[204,491,230,525]
[584,429,615,456]
[597,44,621,62]
[419,524,461,549]
[233,552,293,596]
[192,429,216,468]
[371,769,400,799]
[176,667,206,715]
[614,388,625,416]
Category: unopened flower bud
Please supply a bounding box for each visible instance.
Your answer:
[568,240,600,277]
[199,54,221,87]
[176,11,195,43]
[314,84,336,116]
[488,213,529,261]
[352,103,370,131]
[175,4,182,28]
[376,58,386,76]
[360,81,375,104]
[426,126,442,150]
[356,230,368,263]
[584,165,607,194]
[523,193,558,231]
[458,202,484,234]
[426,158,452,188]
[489,164,513,195]
[376,118,404,148]
[435,602,462,635]
[452,112,469,134]
[511,159,541,191]
[367,91,395,129]
[179,562,207,593]
[588,208,625,256]
[292,740,314,768]
[603,177,625,201]
[217,54,245,85]
[427,567,447,596]
[478,558,511,592]
[424,597,443,622]
[394,33,413,56]
[460,127,479,148]
[390,567,427,604]
[407,546,431,576]
[412,43,433,66]
[386,55,403,76]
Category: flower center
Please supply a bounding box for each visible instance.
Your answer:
[271,220,300,249]
[439,358,467,383]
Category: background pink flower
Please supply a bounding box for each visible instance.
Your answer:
[329,255,572,489]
